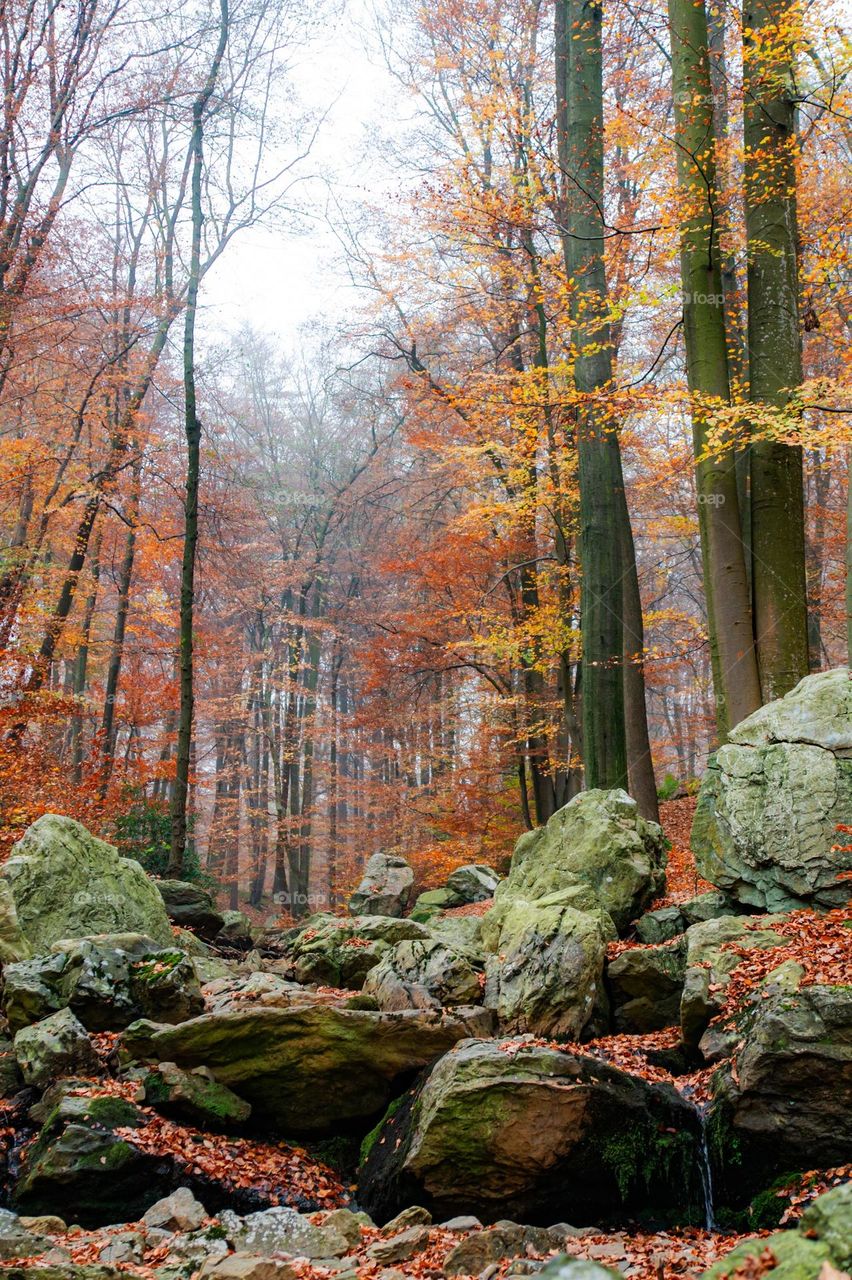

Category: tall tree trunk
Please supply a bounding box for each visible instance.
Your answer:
[556,0,628,790]
[68,530,103,783]
[744,0,809,701]
[168,0,229,876]
[847,447,852,666]
[620,509,660,821]
[100,461,141,793]
[667,0,762,735]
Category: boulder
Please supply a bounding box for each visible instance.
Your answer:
[219,1207,349,1258]
[427,914,486,960]
[0,884,30,965]
[700,1185,852,1279]
[0,814,173,952]
[532,1264,619,1280]
[199,1257,298,1280]
[692,669,852,911]
[486,790,667,935]
[410,888,460,921]
[216,911,255,948]
[2,937,203,1033]
[606,940,686,1033]
[482,897,611,1039]
[142,1187,208,1232]
[358,1037,702,1225]
[635,906,685,944]
[446,864,500,903]
[12,1091,173,1225]
[679,914,787,1049]
[155,881,224,938]
[367,1225,431,1262]
[799,1182,852,1271]
[442,1224,572,1276]
[121,1002,493,1134]
[276,914,432,988]
[708,984,852,1198]
[349,854,415,918]
[13,1009,99,1086]
[141,1060,251,1126]
[362,938,483,1011]
[0,1209,53,1262]
[0,1268,148,1280]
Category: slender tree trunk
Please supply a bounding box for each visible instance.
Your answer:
[744,0,809,701]
[100,462,141,793]
[68,531,103,783]
[667,0,763,735]
[168,0,229,876]
[556,0,628,790]
[619,510,660,821]
[847,447,852,666]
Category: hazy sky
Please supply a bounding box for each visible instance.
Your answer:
[201,2,404,352]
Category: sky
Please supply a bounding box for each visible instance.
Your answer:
[200,1,406,352]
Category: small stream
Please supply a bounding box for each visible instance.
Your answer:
[696,1106,717,1231]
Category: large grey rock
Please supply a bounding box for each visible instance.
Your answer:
[142,1187,208,1232]
[443,1224,571,1276]
[155,881,224,938]
[141,1060,251,1126]
[2,937,203,1033]
[446,864,500,903]
[349,854,415,918]
[530,1262,619,1280]
[274,914,431,989]
[121,1002,493,1135]
[13,1009,99,1086]
[482,897,611,1039]
[607,940,686,1032]
[486,790,667,936]
[362,937,483,1011]
[0,1209,53,1262]
[219,1207,349,1258]
[679,914,787,1048]
[692,669,852,910]
[358,1037,702,1224]
[0,815,173,954]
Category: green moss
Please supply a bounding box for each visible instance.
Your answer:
[359,1093,407,1166]
[748,1173,803,1230]
[84,1096,142,1129]
[131,950,184,984]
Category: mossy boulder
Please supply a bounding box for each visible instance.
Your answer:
[486,789,667,935]
[482,897,611,1039]
[362,937,483,1011]
[357,1037,702,1225]
[799,1182,852,1271]
[692,669,852,912]
[121,1002,492,1135]
[141,1060,251,1127]
[155,881,224,938]
[446,864,500,903]
[607,940,686,1032]
[679,914,788,1049]
[701,1185,852,1280]
[349,854,414,918]
[13,1009,99,1086]
[276,914,432,988]
[0,815,173,953]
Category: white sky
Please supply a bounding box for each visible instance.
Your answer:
[200,1,406,353]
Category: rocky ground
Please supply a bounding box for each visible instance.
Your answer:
[0,670,849,1279]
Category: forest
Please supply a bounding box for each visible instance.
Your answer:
[0,0,849,1274]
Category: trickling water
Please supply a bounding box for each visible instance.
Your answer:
[696,1109,716,1232]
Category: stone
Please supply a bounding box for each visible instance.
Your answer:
[442,1225,571,1276]
[367,1226,431,1262]
[264,914,432,989]
[12,1091,173,1226]
[13,1009,99,1086]
[216,911,255,948]
[799,1183,852,1271]
[440,1216,483,1231]
[533,1261,620,1280]
[2,938,203,1033]
[607,940,685,1033]
[0,814,173,951]
[358,1037,702,1224]
[482,897,610,1039]
[382,1206,432,1232]
[155,881,225,938]
[410,888,461,921]
[18,1215,66,1234]
[446,864,500,903]
[692,669,852,911]
[362,938,483,1011]
[486,789,667,935]
[0,883,30,964]
[699,1231,837,1279]
[141,1060,251,1126]
[426,914,485,960]
[141,1187,208,1232]
[635,906,685,944]
[679,914,787,1049]
[709,984,852,1199]
[0,1208,53,1261]
[98,1233,144,1264]
[198,1258,299,1280]
[349,854,415,918]
[219,1207,349,1259]
[317,1209,371,1249]
[121,1002,492,1135]
[680,892,734,926]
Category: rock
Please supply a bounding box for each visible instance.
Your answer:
[13,1009,99,1086]
[442,1225,570,1276]
[220,1207,349,1258]
[0,1208,53,1261]
[216,911,255,948]
[349,854,415,918]
[367,1226,431,1263]
[446,864,500,903]
[382,1206,432,1232]
[635,906,685,944]
[709,984,852,1199]
[317,1209,371,1249]
[0,814,173,951]
[142,1187,208,1232]
[440,1216,483,1231]
[121,1002,492,1134]
[271,914,432,989]
[98,1232,144,1264]
[680,892,734,926]
[699,1231,836,1279]
[18,1215,67,1233]
[427,914,486,960]
[199,1258,299,1280]
[486,789,667,935]
[692,669,852,911]
[607,941,685,1033]
[358,1037,702,1224]
[2,938,203,1033]
[155,881,225,938]
[410,888,461,921]
[12,1091,173,1225]
[0,883,31,964]
[0,1038,22,1098]
[800,1183,852,1271]
[482,897,610,1039]
[0,1269,144,1280]
[141,1060,251,1126]
[533,1261,620,1280]
[362,938,483,1011]
[679,914,787,1049]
